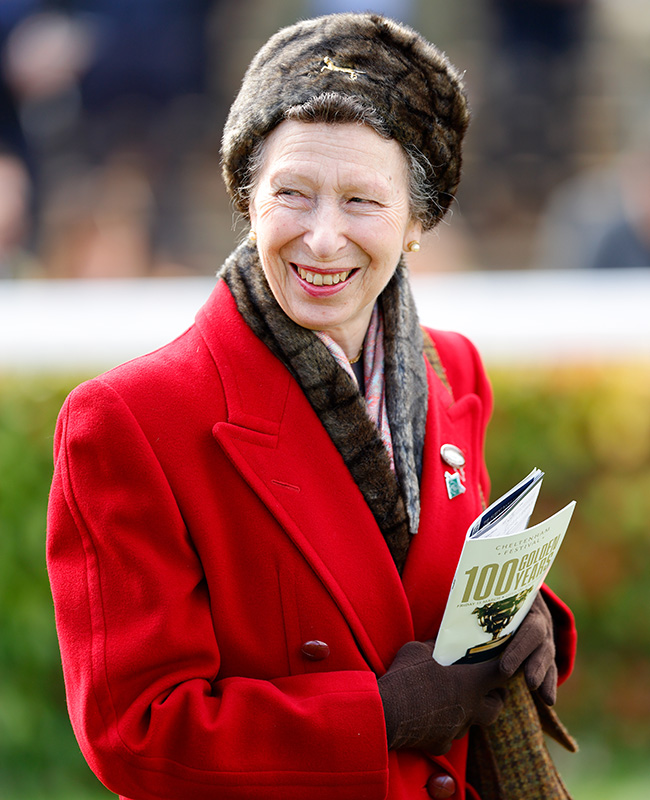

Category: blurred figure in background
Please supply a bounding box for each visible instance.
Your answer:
[534,129,650,271]
[0,1,39,277]
[2,0,222,278]
[484,0,592,209]
[589,144,650,269]
[0,150,35,277]
[462,0,594,268]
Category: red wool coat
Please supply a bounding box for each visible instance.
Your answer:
[47,280,576,800]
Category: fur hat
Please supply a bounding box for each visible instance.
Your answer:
[221,12,470,229]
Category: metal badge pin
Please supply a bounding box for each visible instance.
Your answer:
[321,56,364,81]
[441,443,466,470]
[441,443,466,500]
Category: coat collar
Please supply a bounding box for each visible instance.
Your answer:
[402,370,487,641]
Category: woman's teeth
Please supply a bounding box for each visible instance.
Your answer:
[297,267,351,286]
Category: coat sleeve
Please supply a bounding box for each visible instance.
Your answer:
[47,380,389,800]
[541,585,576,685]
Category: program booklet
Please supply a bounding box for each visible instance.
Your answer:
[432,469,575,666]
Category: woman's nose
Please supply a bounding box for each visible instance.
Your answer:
[302,203,347,259]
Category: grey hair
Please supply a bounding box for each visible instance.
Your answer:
[241,92,440,229]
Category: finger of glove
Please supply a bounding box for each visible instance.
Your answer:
[473,689,506,727]
[500,607,549,677]
[469,656,512,693]
[523,637,556,691]
[425,704,482,753]
[389,640,435,671]
[536,661,558,706]
[380,642,433,682]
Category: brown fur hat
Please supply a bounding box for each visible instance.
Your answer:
[221,12,470,230]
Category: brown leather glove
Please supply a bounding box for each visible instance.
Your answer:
[500,592,557,705]
[377,640,509,754]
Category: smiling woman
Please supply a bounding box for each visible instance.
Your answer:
[46,11,577,800]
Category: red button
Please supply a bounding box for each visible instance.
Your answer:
[426,773,456,799]
[300,640,330,660]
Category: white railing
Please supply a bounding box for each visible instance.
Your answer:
[1,269,649,371]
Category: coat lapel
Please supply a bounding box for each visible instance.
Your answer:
[401,359,488,642]
[197,282,414,674]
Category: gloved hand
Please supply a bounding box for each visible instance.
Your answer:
[377,640,509,754]
[500,592,557,705]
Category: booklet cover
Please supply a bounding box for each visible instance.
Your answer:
[432,469,575,666]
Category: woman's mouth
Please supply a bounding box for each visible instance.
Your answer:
[293,265,354,286]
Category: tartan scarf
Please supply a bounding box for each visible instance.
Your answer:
[467,671,578,800]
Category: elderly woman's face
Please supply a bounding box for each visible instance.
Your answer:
[249,120,421,355]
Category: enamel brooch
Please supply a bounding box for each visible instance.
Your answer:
[441,443,466,500]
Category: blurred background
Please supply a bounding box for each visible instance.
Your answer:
[1,0,649,278]
[1,1,649,798]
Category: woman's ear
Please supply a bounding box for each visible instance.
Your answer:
[248,202,257,230]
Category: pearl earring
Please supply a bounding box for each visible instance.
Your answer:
[407,241,421,253]
[248,230,257,243]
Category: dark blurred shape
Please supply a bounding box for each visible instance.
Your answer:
[487,0,592,204]
[534,115,650,271]
[0,151,37,277]
[590,221,650,270]
[589,148,650,269]
[0,1,36,166]
[1,0,227,277]
[463,0,594,267]
[0,2,41,275]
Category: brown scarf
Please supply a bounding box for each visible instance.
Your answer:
[220,240,428,573]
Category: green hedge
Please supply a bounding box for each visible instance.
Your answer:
[2,364,650,795]
[488,364,650,754]
[0,374,108,797]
